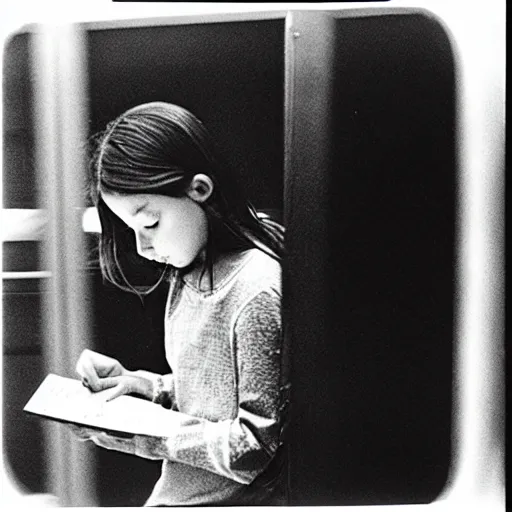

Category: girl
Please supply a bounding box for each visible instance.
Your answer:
[72,102,289,506]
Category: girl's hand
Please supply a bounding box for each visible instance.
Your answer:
[68,423,134,441]
[92,372,153,402]
[76,349,126,391]
[75,349,153,401]
[67,423,103,441]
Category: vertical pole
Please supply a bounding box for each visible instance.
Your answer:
[283,11,336,505]
[31,23,98,507]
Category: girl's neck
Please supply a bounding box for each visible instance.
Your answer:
[181,248,252,293]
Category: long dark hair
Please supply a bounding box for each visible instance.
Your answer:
[89,102,284,295]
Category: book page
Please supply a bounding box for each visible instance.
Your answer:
[24,373,185,438]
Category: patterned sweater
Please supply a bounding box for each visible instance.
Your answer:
[88,248,290,506]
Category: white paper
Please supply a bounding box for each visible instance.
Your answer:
[24,373,185,438]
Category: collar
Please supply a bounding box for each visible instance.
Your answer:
[181,249,255,294]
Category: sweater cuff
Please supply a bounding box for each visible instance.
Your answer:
[132,370,175,409]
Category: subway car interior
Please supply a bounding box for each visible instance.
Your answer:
[1,1,505,509]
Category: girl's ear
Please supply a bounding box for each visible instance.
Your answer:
[186,174,214,203]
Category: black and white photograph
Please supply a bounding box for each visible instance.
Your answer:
[0,1,505,509]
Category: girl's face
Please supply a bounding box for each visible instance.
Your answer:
[102,191,209,268]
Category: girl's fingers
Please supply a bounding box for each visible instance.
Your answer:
[101,384,129,402]
[97,375,144,401]
[96,376,123,391]
[77,357,102,391]
[76,350,126,390]
[81,377,92,390]
[75,350,136,400]
[93,376,134,401]
[68,423,99,441]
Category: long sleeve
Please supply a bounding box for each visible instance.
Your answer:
[88,291,286,485]
[131,370,176,409]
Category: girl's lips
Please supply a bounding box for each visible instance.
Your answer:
[143,251,169,264]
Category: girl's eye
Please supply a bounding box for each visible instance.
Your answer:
[145,220,159,230]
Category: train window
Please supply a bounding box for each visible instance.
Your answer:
[2,4,504,509]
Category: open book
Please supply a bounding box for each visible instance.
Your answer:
[24,373,184,438]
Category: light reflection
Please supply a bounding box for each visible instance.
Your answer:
[1,207,100,244]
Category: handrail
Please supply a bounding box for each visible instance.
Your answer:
[2,271,52,280]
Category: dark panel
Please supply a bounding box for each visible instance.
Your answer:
[86,19,285,212]
[2,291,45,355]
[2,33,36,208]
[2,354,47,493]
[285,12,455,505]
[2,241,42,272]
[88,271,169,375]
[3,271,46,493]
[88,270,169,505]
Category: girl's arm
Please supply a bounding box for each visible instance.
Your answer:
[128,370,175,408]
[81,290,288,485]
[75,349,176,407]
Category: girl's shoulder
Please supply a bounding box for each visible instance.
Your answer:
[181,247,280,295]
[228,249,281,327]
[235,248,281,294]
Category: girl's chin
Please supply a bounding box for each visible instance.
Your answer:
[151,249,204,268]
